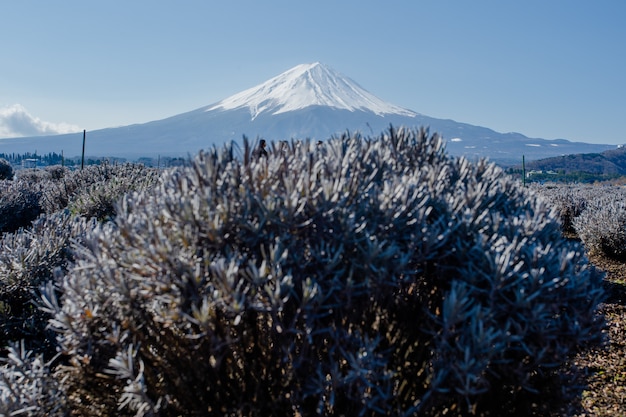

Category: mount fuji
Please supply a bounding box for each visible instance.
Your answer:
[0,62,616,164]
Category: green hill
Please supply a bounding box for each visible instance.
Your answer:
[523,146,626,176]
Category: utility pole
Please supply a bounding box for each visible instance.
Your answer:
[522,155,526,187]
[81,130,86,170]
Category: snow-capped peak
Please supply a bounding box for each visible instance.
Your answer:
[206,62,417,119]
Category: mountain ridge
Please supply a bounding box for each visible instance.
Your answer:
[0,63,618,164]
[525,146,626,175]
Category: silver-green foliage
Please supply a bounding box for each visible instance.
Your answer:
[573,188,626,260]
[0,185,42,234]
[0,158,13,180]
[0,341,67,417]
[530,184,591,234]
[0,212,97,357]
[0,163,158,358]
[0,163,156,236]
[66,163,160,220]
[34,163,158,218]
[34,128,603,416]
[534,183,626,260]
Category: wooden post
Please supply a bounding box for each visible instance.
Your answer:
[522,155,526,187]
[81,130,86,170]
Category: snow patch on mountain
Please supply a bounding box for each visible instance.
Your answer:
[206,62,418,120]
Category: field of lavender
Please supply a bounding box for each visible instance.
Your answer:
[0,128,619,416]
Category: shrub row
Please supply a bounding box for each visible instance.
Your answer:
[534,184,626,260]
[0,163,158,360]
[0,163,159,235]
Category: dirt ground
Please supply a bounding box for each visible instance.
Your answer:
[564,254,626,416]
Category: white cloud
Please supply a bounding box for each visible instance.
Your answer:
[0,104,80,138]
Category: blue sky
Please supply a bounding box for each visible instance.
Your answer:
[1,0,625,144]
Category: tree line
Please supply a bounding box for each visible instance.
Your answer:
[0,152,66,165]
[0,152,189,169]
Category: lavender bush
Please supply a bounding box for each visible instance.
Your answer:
[0,212,98,358]
[533,183,626,260]
[573,189,626,261]
[0,341,68,417]
[0,158,13,180]
[0,185,43,234]
[17,127,603,416]
[1,163,158,358]
[530,184,590,234]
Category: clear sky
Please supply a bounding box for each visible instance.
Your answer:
[1,0,625,144]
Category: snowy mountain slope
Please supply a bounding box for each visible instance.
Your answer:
[205,62,417,119]
[0,62,617,164]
